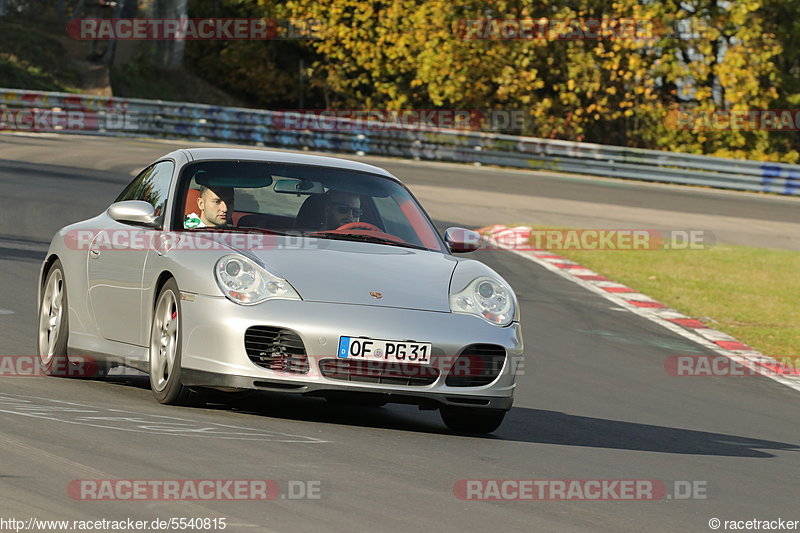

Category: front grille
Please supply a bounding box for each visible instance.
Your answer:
[445,344,506,387]
[319,359,439,386]
[245,326,309,374]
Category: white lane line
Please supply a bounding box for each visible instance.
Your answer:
[0,309,15,315]
[0,393,329,443]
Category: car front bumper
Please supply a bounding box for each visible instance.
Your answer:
[179,295,524,410]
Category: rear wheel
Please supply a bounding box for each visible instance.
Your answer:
[38,260,71,376]
[149,278,194,405]
[440,406,506,434]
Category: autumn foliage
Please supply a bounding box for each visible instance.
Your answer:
[185,0,799,162]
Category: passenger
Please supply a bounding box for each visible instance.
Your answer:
[185,185,235,228]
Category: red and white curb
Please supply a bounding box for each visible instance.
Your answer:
[480,225,800,392]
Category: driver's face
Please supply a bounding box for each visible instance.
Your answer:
[198,186,234,227]
[325,192,361,228]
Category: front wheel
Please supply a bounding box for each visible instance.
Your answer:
[38,260,70,376]
[440,406,507,434]
[149,278,193,405]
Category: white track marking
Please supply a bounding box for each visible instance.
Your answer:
[483,226,800,393]
[0,393,328,443]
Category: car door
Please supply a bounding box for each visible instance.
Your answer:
[87,160,174,346]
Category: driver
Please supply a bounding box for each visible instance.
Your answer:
[185,185,235,228]
[322,190,362,229]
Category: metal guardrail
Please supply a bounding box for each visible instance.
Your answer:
[1,88,798,196]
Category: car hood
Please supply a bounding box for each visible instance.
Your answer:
[241,237,458,312]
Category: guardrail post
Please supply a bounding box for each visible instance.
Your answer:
[1,87,799,197]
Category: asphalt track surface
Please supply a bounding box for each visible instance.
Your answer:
[0,134,798,533]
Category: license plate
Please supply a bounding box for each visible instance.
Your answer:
[338,336,432,365]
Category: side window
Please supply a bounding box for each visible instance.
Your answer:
[115,161,175,227]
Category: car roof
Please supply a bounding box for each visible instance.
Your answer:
[179,148,400,182]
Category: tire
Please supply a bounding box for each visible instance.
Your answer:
[440,406,507,434]
[37,260,71,376]
[149,278,194,405]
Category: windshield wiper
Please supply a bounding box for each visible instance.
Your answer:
[310,232,428,250]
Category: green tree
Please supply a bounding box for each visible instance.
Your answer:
[186,0,324,108]
[183,0,795,162]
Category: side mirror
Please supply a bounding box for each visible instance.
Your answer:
[444,227,482,253]
[107,200,158,226]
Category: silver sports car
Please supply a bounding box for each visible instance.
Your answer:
[37,148,524,433]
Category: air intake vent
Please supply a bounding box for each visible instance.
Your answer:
[245,326,309,374]
[319,359,439,386]
[445,344,506,387]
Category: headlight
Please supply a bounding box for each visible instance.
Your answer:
[449,276,515,326]
[214,255,300,305]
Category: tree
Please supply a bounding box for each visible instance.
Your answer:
[182,0,794,161]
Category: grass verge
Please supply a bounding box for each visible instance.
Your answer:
[0,19,82,92]
[111,55,243,106]
[500,225,800,358]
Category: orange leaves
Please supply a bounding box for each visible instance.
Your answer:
[187,0,794,161]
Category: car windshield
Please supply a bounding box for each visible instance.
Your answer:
[177,161,446,253]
